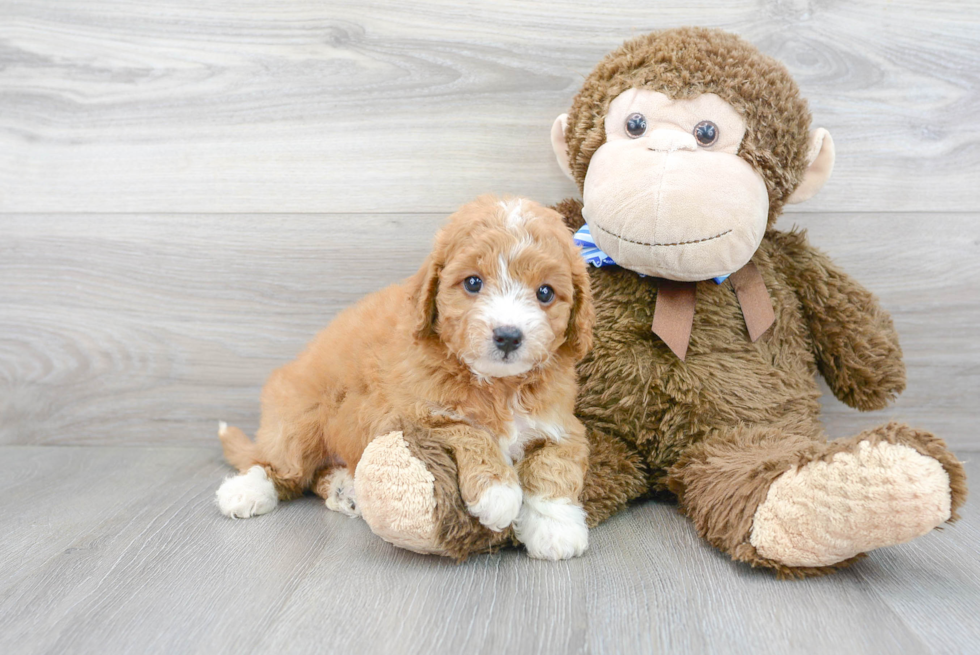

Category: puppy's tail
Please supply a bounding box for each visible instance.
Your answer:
[218,421,259,472]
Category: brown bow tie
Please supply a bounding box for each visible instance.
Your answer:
[651,261,775,360]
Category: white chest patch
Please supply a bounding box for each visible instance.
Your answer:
[499,404,565,465]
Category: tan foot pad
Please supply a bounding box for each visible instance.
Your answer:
[355,431,442,555]
[750,440,952,567]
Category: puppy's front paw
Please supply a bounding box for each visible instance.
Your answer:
[514,496,588,560]
[467,481,523,531]
[216,465,278,518]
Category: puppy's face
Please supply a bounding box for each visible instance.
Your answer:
[414,196,594,379]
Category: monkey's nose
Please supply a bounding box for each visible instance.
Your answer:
[493,326,523,354]
[644,129,697,152]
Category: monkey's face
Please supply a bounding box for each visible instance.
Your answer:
[580,90,769,281]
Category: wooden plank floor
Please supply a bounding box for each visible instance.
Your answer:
[2,1,979,654]
[0,446,976,655]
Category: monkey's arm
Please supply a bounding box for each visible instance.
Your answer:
[769,229,905,411]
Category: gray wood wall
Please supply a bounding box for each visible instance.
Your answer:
[2,0,978,449]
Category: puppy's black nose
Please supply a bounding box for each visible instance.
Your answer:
[493,326,523,354]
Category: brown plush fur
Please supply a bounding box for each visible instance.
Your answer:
[221,196,594,517]
[669,421,967,578]
[393,28,966,575]
[562,198,964,576]
[580,425,651,528]
[667,426,848,579]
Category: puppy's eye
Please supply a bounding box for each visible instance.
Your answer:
[625,113,647,138]
[463,276,483,294]
[536,285,555,304]
[693,120,718,146]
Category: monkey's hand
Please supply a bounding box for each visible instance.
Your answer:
[771,229,905,411]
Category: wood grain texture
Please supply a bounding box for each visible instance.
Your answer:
[1,3,976,653]
[0,0,978,214]
[0,445,976,655]
[2,211,978,449]
[0,212,443,447]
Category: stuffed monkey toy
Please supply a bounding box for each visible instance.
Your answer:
[353,27,967,576]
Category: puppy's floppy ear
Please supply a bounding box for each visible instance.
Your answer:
[410,254,442,340]
[562,253,595,360]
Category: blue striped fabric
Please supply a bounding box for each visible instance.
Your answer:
[572,224,616,268]
[572,224,730,285]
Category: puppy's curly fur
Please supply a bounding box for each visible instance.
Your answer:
[217,196,595,557]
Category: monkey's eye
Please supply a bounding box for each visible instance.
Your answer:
[463,276,483,294]
[625,113,647,138]
[693,120,718,146]
[536,285,555,304]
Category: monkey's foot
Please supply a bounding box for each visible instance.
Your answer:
[750,439,953,567]
[356,430,514,559]
[355,431,446,555]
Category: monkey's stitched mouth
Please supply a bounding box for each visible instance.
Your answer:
[594,224,733,247]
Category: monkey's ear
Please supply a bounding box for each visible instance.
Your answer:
[786,128,835,205]
[551,114,576,182]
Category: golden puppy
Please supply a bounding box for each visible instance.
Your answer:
[216,196,595,560]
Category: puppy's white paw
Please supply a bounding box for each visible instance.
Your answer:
[321,468,361,518]
[515,496,588,560]
[467,481,523,531]
[216,465,278,518]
